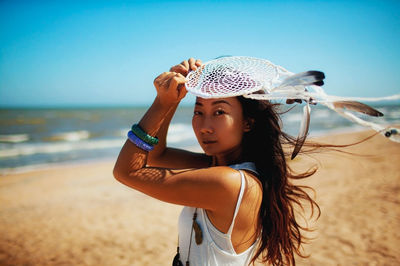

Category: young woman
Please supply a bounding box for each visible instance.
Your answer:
[113,58,320,265]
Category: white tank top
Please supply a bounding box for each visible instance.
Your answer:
[177,162,259,266]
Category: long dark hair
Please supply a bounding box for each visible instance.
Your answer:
[238,96,321,266]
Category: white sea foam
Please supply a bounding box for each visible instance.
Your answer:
[387,110,400,119]
[117,129,128,137]
[0,134,29,143]
[311,109,331,118]
[169,123,192,133]
[167,123,197,143]
[1,105,398,173]
[283,113,303,122]
[48,130,90,142]
[115,124,197,144]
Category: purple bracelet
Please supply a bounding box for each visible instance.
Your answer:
[127,130,154,151]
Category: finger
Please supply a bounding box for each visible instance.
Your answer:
[175,73,188,99]
[171,60,189,72]
[155,72,173,85]
[160,72,177,88]
[188,57,197,71]
[174,72,186,79]
[177,78,188,100]
[170,60,190,75]
[168,74,187,90]
[177,84,188,100]
[155,72,175,89]
[154,72,170,87]
[168,75,187,99]
[170,63,182,72]
[181,60,189,70]
[195,59,202,67]
[170,64,188,76]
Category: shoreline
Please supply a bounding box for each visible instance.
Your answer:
[0,126,389,176]
[1,130,399,265]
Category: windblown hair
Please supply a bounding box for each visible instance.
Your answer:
[238,97,321,266]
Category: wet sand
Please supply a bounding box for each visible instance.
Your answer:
[0,130,399,265]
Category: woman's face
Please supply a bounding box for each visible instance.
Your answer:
[192,97,249,158]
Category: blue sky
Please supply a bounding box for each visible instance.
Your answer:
[0,0,399,107]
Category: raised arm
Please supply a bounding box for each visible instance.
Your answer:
[146,58,210,169]
[113,61,242,211]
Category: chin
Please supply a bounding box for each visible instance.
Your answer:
[201,148,213,156]
[199,145,218,156]
[201,146,231,158]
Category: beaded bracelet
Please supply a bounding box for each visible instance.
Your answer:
[131,124,159,145]
[127,130,154,152]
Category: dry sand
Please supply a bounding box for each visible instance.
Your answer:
[0,130,399,265]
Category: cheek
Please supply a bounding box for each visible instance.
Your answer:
[191,115,244,143]
[216,117,243,142]
[192,118,201,138]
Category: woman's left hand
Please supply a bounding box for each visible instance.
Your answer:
[154,72,188,107]
[170,58,202,77]
[153,58,202,107]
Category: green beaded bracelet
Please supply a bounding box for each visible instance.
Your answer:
[131,124,159,145]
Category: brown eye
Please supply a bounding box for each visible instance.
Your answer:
[194,110,202,116]
[215,109,225,115]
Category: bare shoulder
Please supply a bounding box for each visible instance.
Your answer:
[242,169,262,191]
[202,166,242,186]
[196,166,260,200]
[180,166,243,209]
[191,166,248,212]
[177,166,243,195]
[240,169,263,206]
[203,167,258,234]
[231,170,263,253]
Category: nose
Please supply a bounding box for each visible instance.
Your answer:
[200,127,213,134]
[199,118,214,134]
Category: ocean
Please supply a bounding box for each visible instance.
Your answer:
[1,104,399,174]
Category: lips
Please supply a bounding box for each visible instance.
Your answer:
[202,140,217,145]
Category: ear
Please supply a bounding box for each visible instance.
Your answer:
[243,118,254,132]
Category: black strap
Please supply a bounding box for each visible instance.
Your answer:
[173,208,198,266]
[185,208,197,266]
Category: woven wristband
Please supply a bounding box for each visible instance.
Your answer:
[131,124,159,145]
[127,130,154,152]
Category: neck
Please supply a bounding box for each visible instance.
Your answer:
[213,146,244,166]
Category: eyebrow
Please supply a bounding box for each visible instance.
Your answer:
[195,100,232,106]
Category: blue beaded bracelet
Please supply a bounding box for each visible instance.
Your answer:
[127,130,154,151]
[131,124,159,145]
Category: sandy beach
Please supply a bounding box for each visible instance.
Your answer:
[0,130,399,265]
